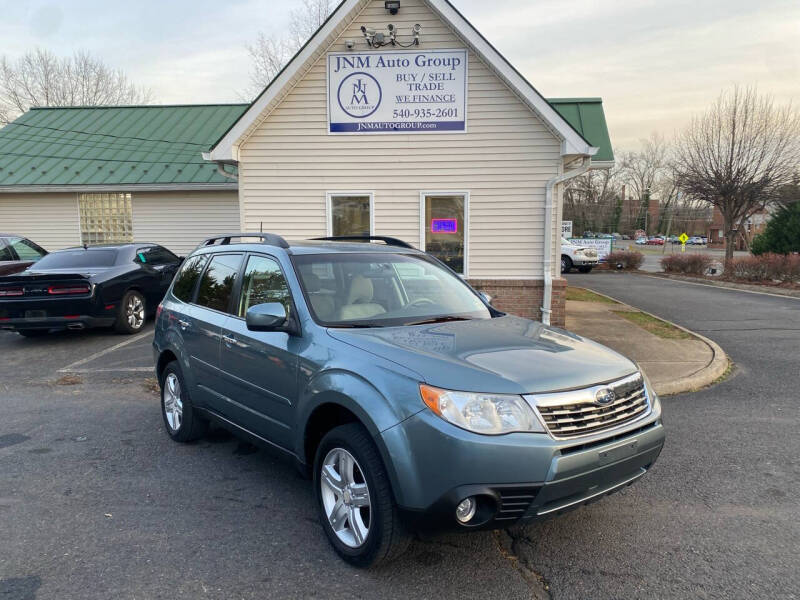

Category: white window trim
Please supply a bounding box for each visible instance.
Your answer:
[419,190,470,278]
[325,191,375,238]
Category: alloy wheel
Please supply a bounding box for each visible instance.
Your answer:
[126,295,145,330]
[320,448,371,548]
[163,373,183,432]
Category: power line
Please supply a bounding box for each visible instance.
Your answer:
[3,120,211,147]
[0,130,204,158]
[0,150,216,167]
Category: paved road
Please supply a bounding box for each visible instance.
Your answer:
[0,328,532,600]
[512,273,799,599]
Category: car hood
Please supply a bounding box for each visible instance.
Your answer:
[327,316,637,394]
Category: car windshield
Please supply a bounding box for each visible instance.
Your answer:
[32,249,118,269]
[293,252,492,327]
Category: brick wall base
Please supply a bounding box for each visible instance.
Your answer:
[468,278,567,327]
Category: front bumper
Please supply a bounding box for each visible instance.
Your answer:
[382,406,664,532]
[571,256,599,266]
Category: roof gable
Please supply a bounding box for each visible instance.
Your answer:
[208,0,598,162]
[0,104,247,189]
[549,98,614,165]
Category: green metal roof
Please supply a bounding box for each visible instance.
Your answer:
[548,98,614,164]
[0,104,248,188]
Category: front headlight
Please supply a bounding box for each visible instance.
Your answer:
[420,384,546,435]
[639,369,660,411]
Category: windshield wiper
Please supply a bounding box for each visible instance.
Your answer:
[405,316,473,326]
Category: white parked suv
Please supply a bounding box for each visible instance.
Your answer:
[561,238,599,273]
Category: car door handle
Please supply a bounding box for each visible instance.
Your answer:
[222,335,235,347]
[177,319,190,330]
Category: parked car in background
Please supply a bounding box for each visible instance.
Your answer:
[646,237,664,246]
[0,243,182,337]
[561,238,599,273]
[622,234,632,240]
[0,234,48,275]
[688,236,704,245]
[153,233,665,568]
[635,237,648,245]
[667,235,679,244]
[701,236,708,245]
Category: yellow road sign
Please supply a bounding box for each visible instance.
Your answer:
[679,233,689,244]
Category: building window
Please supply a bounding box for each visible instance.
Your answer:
[327,193,373,237]
[79,193,133,245]
[421,192,468,275]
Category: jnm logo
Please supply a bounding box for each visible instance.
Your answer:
[337,72,382,119]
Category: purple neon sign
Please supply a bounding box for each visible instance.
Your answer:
[431,219,458,234]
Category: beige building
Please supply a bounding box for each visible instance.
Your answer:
[206,0,613,326]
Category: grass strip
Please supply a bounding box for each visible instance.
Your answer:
[611,310,693,340]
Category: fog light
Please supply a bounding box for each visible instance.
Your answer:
[455,497,476,523]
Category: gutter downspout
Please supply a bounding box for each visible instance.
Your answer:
[542,156,591,326]
[214,162,238,181]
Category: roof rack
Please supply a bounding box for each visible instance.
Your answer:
[200,233,290,249]
[311,235,415,249]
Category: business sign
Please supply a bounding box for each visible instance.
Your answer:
[431,218,458,234]
[562,220,573,238]
[327,49,467,134]
[569,238,614,260]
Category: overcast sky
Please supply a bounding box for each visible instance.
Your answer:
[1,0,798,149]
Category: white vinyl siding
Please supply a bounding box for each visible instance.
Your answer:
[0,194,80,251]
[237,0,562,279]
[131,191,240,255]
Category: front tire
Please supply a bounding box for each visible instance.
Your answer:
[578,266,593,273]
[561,255,573,273]
[314,423,410,568]
[160,361,208,442]
[115,290,146,334]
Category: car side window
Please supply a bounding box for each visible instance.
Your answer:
[237,255,293,319]
[172,255,209,302]
[138,245,179,266]
[7,238,46,261]
[0,241,13,262]
[195,253,243,314]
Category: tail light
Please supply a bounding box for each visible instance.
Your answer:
[156,302,164,320]
[48,284,91,295]
[0,288,24,297]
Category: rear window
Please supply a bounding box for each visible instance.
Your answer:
[33,250,118,269]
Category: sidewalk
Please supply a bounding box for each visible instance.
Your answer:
[565,289,729,395]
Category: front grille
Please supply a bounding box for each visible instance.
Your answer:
[530,373,649,439]
[493,487,539,522]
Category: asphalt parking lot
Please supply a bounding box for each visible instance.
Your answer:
[0,327,534,600]
[2,273,798,599]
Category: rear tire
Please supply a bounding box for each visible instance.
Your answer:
[160,361,208,443]
[314,423,411,568]
[578,266,593,273]
[115,290,146,334]
[18,329,49,338]
[561,255,573,273]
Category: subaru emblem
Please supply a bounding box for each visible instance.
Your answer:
[595,388,616,405]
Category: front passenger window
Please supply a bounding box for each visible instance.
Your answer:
[238,255,293,319]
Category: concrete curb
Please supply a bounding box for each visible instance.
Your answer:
[578,288,731,397]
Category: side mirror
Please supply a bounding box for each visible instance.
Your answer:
[246,302,288,332]
[478,291,493,305]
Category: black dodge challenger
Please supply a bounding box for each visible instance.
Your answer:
[0,243,182,337]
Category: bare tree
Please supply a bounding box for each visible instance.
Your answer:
[564,168,623,235]
[0,48,152,123]
[674,87,800,260]
[245,0,333,98]
[618,134,671,233]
